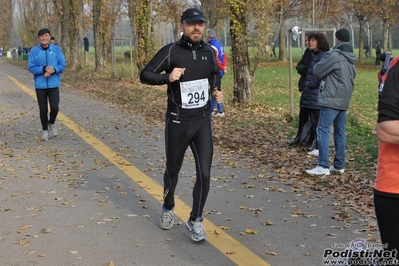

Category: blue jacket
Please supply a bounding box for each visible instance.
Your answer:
[28,44,66,89]
[208,38,226,78]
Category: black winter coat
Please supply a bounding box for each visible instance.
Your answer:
[300,49,326,109]
[296,48,313,92]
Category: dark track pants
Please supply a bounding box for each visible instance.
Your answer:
[36,88,59,130]
[374,191,399,264]
[163,116,213,220]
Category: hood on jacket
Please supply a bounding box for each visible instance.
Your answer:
[331,42,357,65]
[334,41,353,52]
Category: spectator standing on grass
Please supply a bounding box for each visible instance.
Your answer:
[271,42,277,57]
[364,44,370,58]
[374,55,399,265]
[28,28,66,141]
[288,32,313,147]
[297,32,330,156]
[83,36,89,52]
[306,28,356,176]
[0,46,3,62]
[140,8,223,242]
[206,28,227,117]
[376,40,382,66]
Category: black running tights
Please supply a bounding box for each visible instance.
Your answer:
[374,192,399,262]
[36,88,59,130]
[163,116,213,220]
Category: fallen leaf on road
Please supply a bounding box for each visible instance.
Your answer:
[265,251,278,256]
[244,228,258,235]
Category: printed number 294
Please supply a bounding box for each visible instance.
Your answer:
[188,91,206,104]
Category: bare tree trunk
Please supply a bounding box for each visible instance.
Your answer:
[370,27,373,58]
[382,19,388,52]
[231,47,253,103]
[229,0,253,103]
[93,0,105,71]
[0,0,13,50]
[358,17,365,63]
[278,17,287,62]
[63,0,83,69]
[135,0,151,72]
[387,23,392,52]
[16,0,42,47]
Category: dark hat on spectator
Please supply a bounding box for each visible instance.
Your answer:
[181,8,207,23]
[38,28,50,36]
[335,28,350,42]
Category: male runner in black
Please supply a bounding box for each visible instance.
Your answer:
[140,8,223,242]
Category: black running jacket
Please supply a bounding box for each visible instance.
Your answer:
[140,37,221,121]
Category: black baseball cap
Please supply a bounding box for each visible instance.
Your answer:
[38,28,50,36]
[181,8,207,23]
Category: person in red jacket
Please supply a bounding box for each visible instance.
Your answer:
[206,28,227,117]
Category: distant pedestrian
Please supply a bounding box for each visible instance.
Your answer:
[0,46,3,62]
[83,36,89,52]
[364,44,369,58]
[139,8,223,242]
[28,28,66,141]
[18,46,22,60]
[306,28,356,176]
[375,41,382,65]
[206,28,227,117]
[271,42,277,57]
[50,37,58,45]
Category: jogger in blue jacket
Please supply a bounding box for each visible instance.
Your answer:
[28,28,66,141]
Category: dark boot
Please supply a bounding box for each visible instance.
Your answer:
[288,136,300,146]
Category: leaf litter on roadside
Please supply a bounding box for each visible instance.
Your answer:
[61,66,379,248]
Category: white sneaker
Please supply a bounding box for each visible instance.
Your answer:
[186,217,206,242]
[49,123,58,137]
[214,112,225,117]
[329,166,345,174]
[307,149,319,156]
[160,208,176,230]
[306,166,330,176]
[41,130,49,141]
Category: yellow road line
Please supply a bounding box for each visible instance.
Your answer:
[6,74,271,266]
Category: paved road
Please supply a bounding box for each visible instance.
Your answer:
[0,62,379,266]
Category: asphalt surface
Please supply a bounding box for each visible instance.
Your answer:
[0,61,380,266]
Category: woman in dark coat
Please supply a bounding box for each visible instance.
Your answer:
[288,33,313,146]
[299,32,330,155]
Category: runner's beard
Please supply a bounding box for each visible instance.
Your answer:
[188,32,202,44]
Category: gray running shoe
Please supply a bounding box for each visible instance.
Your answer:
[49,123,58,137]
[41,130,49,141]
[160,208,175,230]
[185,217,206,242]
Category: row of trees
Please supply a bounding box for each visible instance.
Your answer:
[1,0,399,103]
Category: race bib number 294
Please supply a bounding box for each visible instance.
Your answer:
[180,78,209,109]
